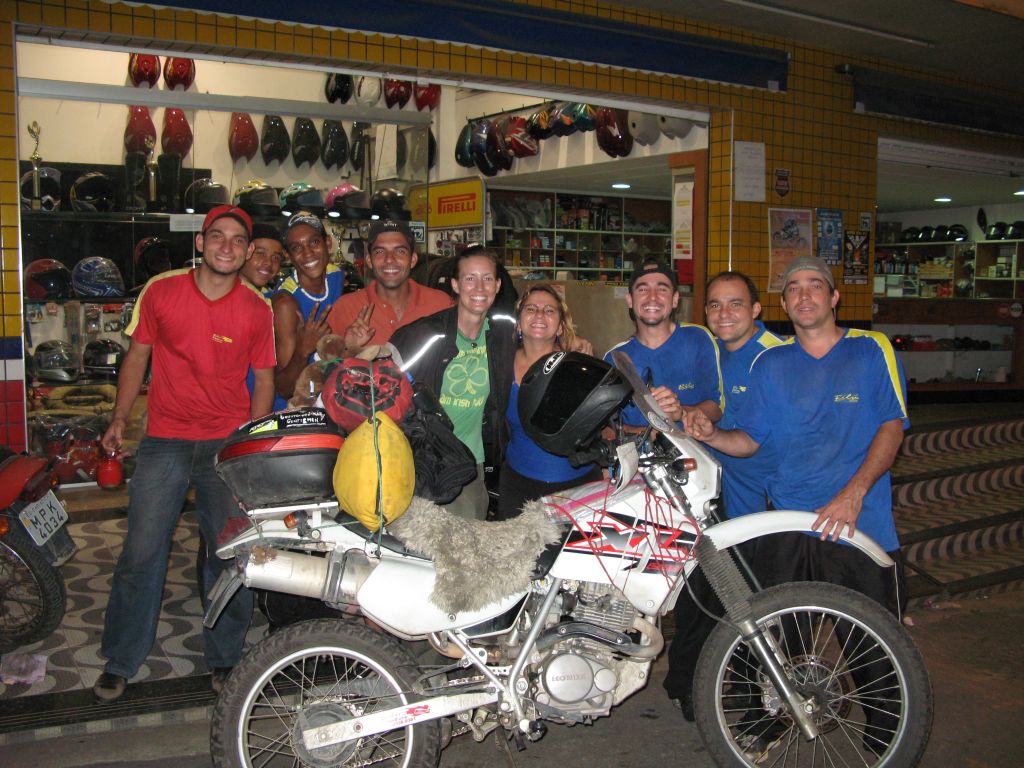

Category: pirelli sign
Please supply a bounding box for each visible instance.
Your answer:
[408,179,485,229]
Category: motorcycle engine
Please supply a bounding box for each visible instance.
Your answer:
[532,582,645,722]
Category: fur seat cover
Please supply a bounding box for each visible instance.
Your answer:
[388,497,562,614]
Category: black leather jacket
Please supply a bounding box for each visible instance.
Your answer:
[389,306,516,487]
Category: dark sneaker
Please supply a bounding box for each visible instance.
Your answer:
[671,692,695,722]
[93,672,127,703]
[210,666,233,694]
[735,713,789,764]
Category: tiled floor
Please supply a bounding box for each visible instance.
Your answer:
[0,512,267,701]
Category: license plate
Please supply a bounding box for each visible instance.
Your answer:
[18,491,69,546]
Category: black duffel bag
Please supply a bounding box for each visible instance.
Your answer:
[400,383,477,505]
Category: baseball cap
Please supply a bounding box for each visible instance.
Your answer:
[202,204,253,238]
[251,223,284,245]
[285,210,326,237]
[781,256,835,290]
[628,256,678,291]
[368,219,415,250]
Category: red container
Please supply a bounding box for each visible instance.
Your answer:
[216,409,343,508]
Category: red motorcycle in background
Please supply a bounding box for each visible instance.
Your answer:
[0,448,76,654]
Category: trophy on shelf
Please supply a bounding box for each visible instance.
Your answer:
[27,121,43,211]
[145,135,160,212]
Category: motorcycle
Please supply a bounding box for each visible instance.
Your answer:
[205,351,932,767]
[0,448,76,654]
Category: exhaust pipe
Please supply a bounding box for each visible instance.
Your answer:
[240,546,375,607]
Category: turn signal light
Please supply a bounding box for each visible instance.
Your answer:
[283,513,300,529]
[0,517,10,536]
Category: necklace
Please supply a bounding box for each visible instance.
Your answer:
[297,280,329,303]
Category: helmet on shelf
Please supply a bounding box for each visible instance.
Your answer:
[548,103,577,137]
[324,73,354,104]
[20,167,62,211]
[658,115,694,139]
[384,79,412,109]
[371,188,409,221]
[455,122,476,167]
[413,83,440,111]
[128,53,160,87]
[596,107,633,158]
[83,338,126,379]
[627,111,659,146]
[260,115,291,165]
[163,57,196,90]
[899,227,920,242]
[31,340,81,383]
[518,352,632,456]
[228,112,259,162]
[184,178,230,213]
[527,106,554,140]
[234,179,281,217]
[471,120,499,177]
[1006,220,1024,240]
[487,119,514,171]
[23,259,73,300]
[320,120,349,169]
[947,224,969,242]
[916,226,935,242]
[505,116,539,158]
[291,117,322,168]
[279,182,324,217]
[985,222,1007,240]
[349,122,371,171]
[72,257,125,298]
[133,237,174,288]
[70,171,117,213]
[353,76,382,107]
[161,108,193,157]
[571,103,598,132]
[931,225,949,242]
[329,186,372,220]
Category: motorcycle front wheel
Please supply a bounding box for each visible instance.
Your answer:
[0,522,66,654]
[694,582,932,767]
[210,618,441,768]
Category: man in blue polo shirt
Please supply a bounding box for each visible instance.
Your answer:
[663,270,783,719]
[605,256,723,427]
[683,255,908,756]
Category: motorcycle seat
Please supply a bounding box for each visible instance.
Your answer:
[531,525,571,580]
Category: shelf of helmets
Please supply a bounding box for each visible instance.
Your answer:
[872,241,974,299]
[972,240,1024,299]
[873,322,1015,388]
[488,190,670,282]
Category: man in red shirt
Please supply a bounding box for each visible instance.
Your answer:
[93,205,276,703]
[327,219,452,354]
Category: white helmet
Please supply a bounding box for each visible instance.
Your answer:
[627,111,659,146]
[354,76,382,107]
[658,116,694,140]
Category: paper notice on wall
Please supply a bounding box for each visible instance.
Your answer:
[673,180,694,260]
[734,141,766,202]
[815,208,843,265]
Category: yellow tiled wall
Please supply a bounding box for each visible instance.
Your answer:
[2,0,1024,447]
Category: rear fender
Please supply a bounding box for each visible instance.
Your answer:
[702,510,894,568]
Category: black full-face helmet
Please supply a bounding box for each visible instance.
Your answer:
[519,352,632,456]
[371,188,410,221]
[83,338,125,378]
[70,171,117,212]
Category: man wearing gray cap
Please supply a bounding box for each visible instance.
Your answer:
[683,255,909,758]
[684,255,908,609]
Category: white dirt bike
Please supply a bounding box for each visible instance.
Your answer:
[204,350,932,767]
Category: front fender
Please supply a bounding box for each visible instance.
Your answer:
[702,510,894,568]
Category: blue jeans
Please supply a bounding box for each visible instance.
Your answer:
[101,436,254,678]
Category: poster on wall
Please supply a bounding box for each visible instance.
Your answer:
[673,179,694,285]
[815,208,843,265]
[734,142,766,202]
[768,208,812,292]
[843,229,870,285]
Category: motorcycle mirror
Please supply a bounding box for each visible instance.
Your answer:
[610,350,687,441]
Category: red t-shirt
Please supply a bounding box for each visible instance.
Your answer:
[327,280,453,345]
[127,269,276,440]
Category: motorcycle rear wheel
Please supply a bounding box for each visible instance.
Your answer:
[210,618,441,768]
[694,582,932,767]
[0,522,66,654]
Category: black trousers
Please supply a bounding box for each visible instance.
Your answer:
[496,461,604,520]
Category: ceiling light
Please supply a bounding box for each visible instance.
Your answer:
[612,182,631,190]
[1015,189,1024,197]
[933,197,952,203]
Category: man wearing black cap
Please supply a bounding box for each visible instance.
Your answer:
[94,204,275,703]
[605,256,723,427]
[326,219,452,355]
[683,255,909,757]
[273,211,347,409]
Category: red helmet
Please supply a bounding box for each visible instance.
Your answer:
[322,357,412,433]
[163,57,195,90]
[124,105,156,154]
[596,108,633,158]
[487,119,514,171]
[505,116,538,158]
[384,79,412,108]
[325,183,358,211]
[161,108,193,157]
[128,53,160,87]
[24,259,73,300]
[413,83,440,111]
[228,112,258,162]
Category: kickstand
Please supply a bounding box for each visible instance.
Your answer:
[497,728,525,764]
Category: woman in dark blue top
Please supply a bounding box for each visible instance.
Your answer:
[498,284,602,519]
